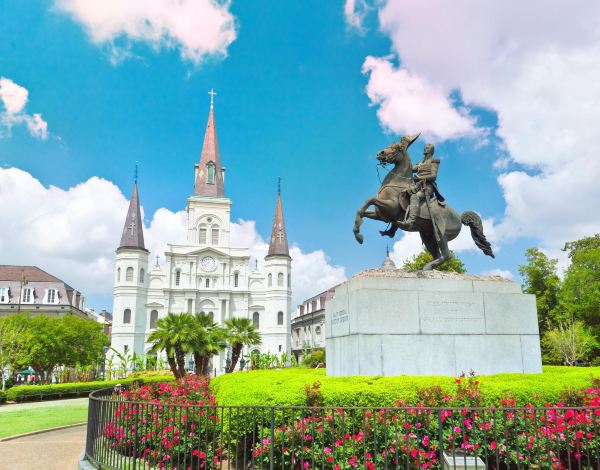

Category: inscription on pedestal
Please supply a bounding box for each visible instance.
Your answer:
[420,294,485,334]
[331,310,350,336]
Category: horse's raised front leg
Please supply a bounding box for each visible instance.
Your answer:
[353,197,378,244]
[422,233,451,270]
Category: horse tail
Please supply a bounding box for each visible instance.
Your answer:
[461,211,495,258]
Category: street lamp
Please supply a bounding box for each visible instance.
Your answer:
[225,349,231,372]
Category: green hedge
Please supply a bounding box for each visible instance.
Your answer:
[0,390,6,403]
[211,366,600,407]
[5,375,175,402]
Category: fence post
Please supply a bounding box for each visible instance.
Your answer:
[438,409,444,466]
[270,407,275,470]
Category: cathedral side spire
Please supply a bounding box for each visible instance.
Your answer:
[267,179,290,258]
[119,178,147,251]
[194,89,225,197]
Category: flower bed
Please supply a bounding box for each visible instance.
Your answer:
[90,373,600,470]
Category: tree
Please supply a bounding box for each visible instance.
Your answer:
[518,248,561,335]
[191,313,227,376]
[542,322,598,366]
[402,248,466,273]
[19,315,108,384]
[557,234,600,339]
[0,314,27,390]
[148,313,195,378]
[224,317,261,373]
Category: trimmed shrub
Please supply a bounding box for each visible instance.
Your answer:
[127,370,173,379]
[0,390,6,403]
[211,366,600,407]
[5,375,174,402]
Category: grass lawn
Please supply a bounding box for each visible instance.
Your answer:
[0,399,88,439]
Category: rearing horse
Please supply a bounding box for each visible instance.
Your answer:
[353,134,494,270]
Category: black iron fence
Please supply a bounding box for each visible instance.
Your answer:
[85,387,600,469]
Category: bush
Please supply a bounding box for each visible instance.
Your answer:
[0,390,6,403]
[211,366,600,407]
[127,370,173,379]
[5,375,174,402]
[302,348,326,368]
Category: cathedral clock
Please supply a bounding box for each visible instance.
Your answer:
[200,256,217,272]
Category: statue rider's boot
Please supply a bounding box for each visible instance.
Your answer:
[397,195,420,230]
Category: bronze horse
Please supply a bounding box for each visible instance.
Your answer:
[353,134,494,270]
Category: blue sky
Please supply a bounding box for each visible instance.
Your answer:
[2,0,599,310]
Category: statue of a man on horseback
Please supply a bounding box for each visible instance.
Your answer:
[353,134,494,271]
[397,143,445,231]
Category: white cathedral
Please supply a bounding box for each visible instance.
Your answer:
[110,96,292,372]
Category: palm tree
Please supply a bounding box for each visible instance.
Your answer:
[148,313,195,378]
[191,314,227,376]
[224,317,261,373]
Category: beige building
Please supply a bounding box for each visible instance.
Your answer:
[0,265,90,318]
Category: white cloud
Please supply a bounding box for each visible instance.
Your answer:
[54,0,237,64]
[0,168,344,309]
[0,78,49,140]
[351,0,600,252]
[344,0,370,31]
[362,57,481,142]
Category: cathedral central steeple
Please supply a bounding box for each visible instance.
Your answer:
[194,89,225,197]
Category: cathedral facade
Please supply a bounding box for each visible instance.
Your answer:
[110,98,291,372]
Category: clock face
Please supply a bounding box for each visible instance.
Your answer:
[200,256,217,272]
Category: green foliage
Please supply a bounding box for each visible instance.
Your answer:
[518,247,561,335]
[128,369,173,378]
[402,248,466,273]
[148,312,196,378]
[542,321,598,366]
[0,314,28,391]
[211,366,600,408]
[1,314,109,384]
[557,234,600,338]
[5,375,174,401]
[0,390,6,402]
[301,348,326,368]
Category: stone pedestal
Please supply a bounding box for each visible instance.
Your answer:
[325,270,542,376]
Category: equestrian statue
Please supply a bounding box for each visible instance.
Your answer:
[352,134,495,270]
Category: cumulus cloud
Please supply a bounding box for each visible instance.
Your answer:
[0,78,49,139]
[344,0,370,31]
[54,0,237,64]
[350,0,600,253]
[0,168,344,309]
[362,56,481,142]
[481,269,514,281]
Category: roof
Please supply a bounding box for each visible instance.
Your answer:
[119,181,147,251]
[194,100,225,197]
[0,265,64,283]
[267,191,290,257]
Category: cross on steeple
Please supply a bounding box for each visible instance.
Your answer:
[127,220,136,236]
[276,230,285,243]
[155,255,160,266]
[134,161,138,183]
[208,88,217,108]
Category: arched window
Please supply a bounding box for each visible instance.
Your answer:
[287,273,291,287]
[126,267,134,282]
[199,224,207,244]
[211,226,219,245]
[277,272,284,287]
[205,278,210,288]
[139,268,145,283]
[268,273,272,287]
[123,308,131,324]
[208,311,214,321]
[277,311,284,325]
[149,310,158,329]
[207,162,215,184]
[252,312,259,329]
[117,267,121,282]
[234,272,239,288]
[315,326,322,337]
[175,270,181,286]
